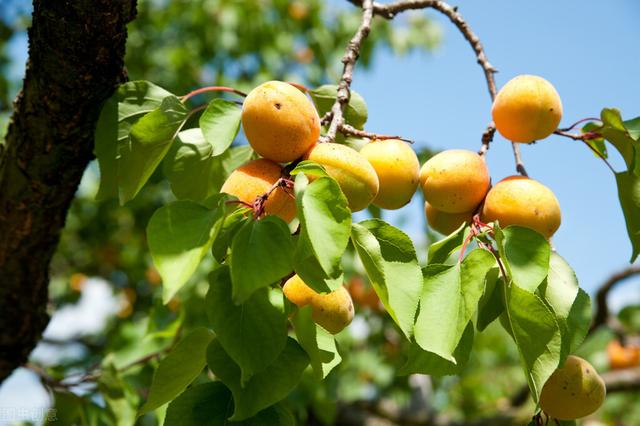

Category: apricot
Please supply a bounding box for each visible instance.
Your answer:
[481,176,561,238]
[220,159,296,222]
[242,81,320,163]
[304,143,379,212]
[347,276,381,311]
[283,274,354,334]
[492,75,563,143]
[419,149,490,213]
[425,202,474,235]
[360,139,420,210]
[540,355,606,420]
[607,340,640,370]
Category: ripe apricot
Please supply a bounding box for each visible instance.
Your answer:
[481,176,561,238]
[540,355,606,420]
[360,139,420,210]
[419,149,490,213]
[220,159,296,222]
[492,75,563,143]
[283,274,354,334]
[304,143,379,212]
[425,202,474,235]
[347,276,381,311]
[242,81,320,162]
[607,340,640,370]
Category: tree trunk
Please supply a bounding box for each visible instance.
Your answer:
[0,0,136,383]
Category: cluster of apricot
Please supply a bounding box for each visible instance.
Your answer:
[422,75,563,238]
[220,80,420,334]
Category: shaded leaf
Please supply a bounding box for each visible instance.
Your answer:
[427,223,468,265]
[616,170,640,262]
[291,306,341,380]
[496,226,550,292]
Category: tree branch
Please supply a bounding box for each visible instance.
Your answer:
[324,0,374,143]
[0,0,136,383]
[589,265,640,335]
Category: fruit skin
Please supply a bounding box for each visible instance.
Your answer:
[419,149,490,213]
[220,159,296,222]
[360,139,420,210]
[304,142,379,212]
[283,275,354,334]
[425,202,474,235]
[492,74,563,143]
[607,340,640,370]
[481,175,561,238]
[539,355,606,420]
[242,81,320,162]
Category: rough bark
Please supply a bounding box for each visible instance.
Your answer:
[0,0,136,383]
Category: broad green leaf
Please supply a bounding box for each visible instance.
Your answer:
[207,338,309,421]
[350,220,422,338]
[147,199,225,303]
[119,95,188,203]
[414,249,494,358]
[98,362,139,426]
[288,160,329,178]
[581,122,608,160]
[501,284,562,402]
[230,216,294,303]
[211,209,250,262]
[206,266,288,383]
[140,327,214,415]
[294,174,351,290]
[310,85,368,129]
[476,268,505,331]
[624,116,640,140]
[200,99,242,156]
[95,80,173,200]
[427,223,468,264]
[616,170,640,262]
[496,226,550,292]
[539,253,592,358]
[164,383,294,426]
[399,322,474,376]
[293,232,344,293]
[600,108,640,174]
[291,306,341,380]
[163,129,253,202]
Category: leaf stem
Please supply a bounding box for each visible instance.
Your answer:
[180,86,247,102]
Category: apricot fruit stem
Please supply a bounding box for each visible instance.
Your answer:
[180,86,247,102]
[286,81,310,93]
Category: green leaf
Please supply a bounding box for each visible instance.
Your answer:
[501,285,562,402]
[140,327,214,415]
[581,122,608,160]
[206,266,288,384]
[291,306,341,380]
[399,322,474,376]
[294,174,351,291]
[119,95,189,203]
[600,108,640,174]
[147,199,225,303]
[310,85,368,129]
[200,99,242,156]
[476,268,505,331]
[539,253,592,358]
[207,337,309,421]
[98,362,139,426]
[164,382,294,426]
[288,160,329,178]
[350,220,422,338]
[230,216,294,303]
[496,226,550,292]
[293,232,344,293]
[211,209,250,262]
[427,223,468,264]
[616,170,640,262]
[163,128,254,202]
[414,249,494,358]
[95,81,173,200]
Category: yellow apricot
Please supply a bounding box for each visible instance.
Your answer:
[360,139,420,210]
[304,143,379,212]
[220,159,296,223]
[425,202,474,235]
[242,81,320,162]
[419,149,490,213]
[481,176,561,238]
[540,355,606,420]
[492,75,563,143]
[283,275,354,334]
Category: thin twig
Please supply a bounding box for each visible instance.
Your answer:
[180,86,247,102]
[554,130,616,174]
[324,0,375,143]
[339,123,413,143]
[557,117,601,132]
